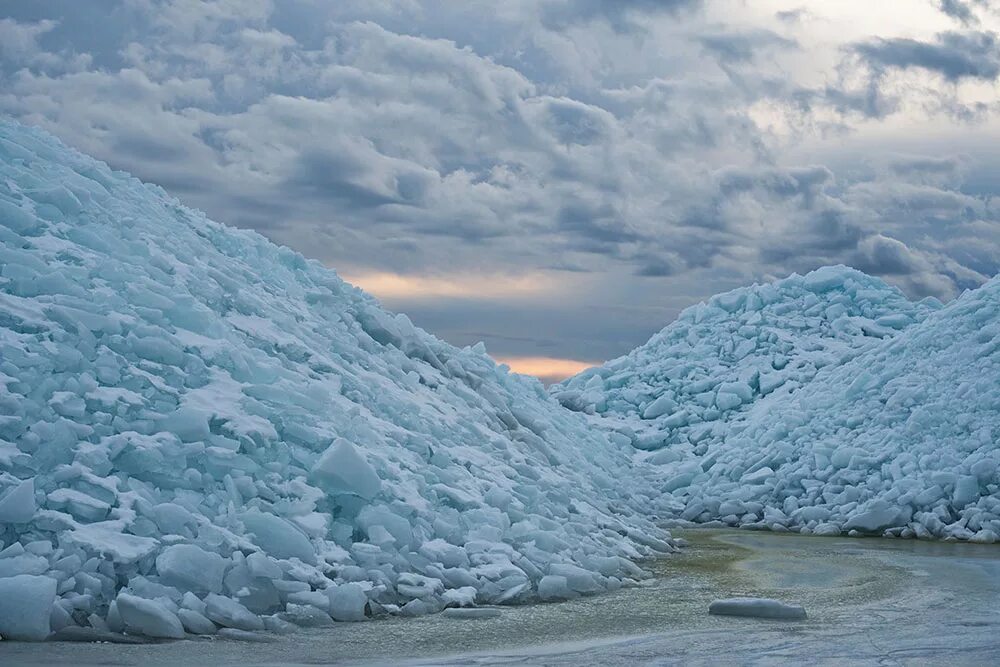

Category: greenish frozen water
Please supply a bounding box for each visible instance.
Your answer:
[3,529,999,666]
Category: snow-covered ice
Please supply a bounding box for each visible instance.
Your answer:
[556,266,1000,541]
[0,120,674,640]
[708,597,806,620]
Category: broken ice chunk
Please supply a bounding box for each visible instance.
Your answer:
[326,583,369,621]
[0,574,56,640]
[310,438,382,500]
[64,522,159,564]
[537,575,575,601]
[240,511,316,564]
[708,597,806,620]
[204,594,265,631]
[116,592,186,639]
[177,608,218,634]
[155,544,227,593]
[441,586,478,607]
[642,394,677,420]
[0,478,36,523]
[441,607,501,620]
[843,500,900,533]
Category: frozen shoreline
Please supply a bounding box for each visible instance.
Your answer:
[3,529,998,666]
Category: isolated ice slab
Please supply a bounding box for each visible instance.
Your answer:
[708,598,807,620]
[441,607,502,619]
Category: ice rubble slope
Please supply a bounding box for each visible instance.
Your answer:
[554,266,938,453]
[659,274,1000,541]
[0,120,673,640]
[558,267,1000,541]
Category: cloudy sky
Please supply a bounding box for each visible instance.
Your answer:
[3,0,1000,381]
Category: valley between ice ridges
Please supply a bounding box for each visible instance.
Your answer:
[0,119,675,641]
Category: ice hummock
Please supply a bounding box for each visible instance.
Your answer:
[553,266,938,448]
[557,267,1000,542]
[0,119,675,640]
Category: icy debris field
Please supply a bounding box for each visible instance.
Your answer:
[2,117,1000,645]
[556,267,1000,541]
[554,266,939,445]
[0,120,675,641]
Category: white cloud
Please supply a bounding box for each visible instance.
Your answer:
[0,18,59,67]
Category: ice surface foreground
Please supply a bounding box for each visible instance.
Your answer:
[0,121,674,640]
[556,268,1000,542]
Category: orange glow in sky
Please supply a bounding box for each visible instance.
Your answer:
[496,356,598,384]
[342,271,597,383]
[342,271,562,302]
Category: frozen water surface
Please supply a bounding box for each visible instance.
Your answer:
[2,530,998,666]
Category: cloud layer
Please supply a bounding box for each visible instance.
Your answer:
[2,0,1000,371]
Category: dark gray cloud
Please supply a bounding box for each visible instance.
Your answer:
[716,165,832,199]
[541,0,702,30]
[854,30,1000,82]
[888,154,963,178]
[288,145,430,211]
[1,1,999,365]
[851,234,925,276]
[699,29,797,64]
[937,0,986,27]
[633,251,684,277]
